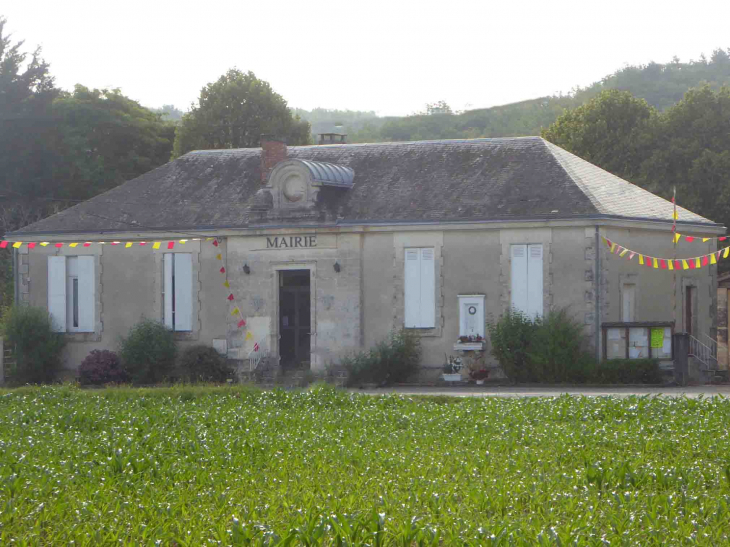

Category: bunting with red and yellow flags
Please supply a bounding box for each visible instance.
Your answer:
[673,233,729,244]
[604,236,729,270]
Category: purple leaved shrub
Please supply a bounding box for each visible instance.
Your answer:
[78,350,130,385]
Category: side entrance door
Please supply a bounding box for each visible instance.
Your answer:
[279,270,311,370]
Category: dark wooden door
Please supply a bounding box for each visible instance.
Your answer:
[279,271,311,369]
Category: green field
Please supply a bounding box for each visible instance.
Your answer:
[1,386,729,545]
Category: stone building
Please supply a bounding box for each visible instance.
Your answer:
[7,137,724,379]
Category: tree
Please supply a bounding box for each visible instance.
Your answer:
[542,89,656,179]
[48,86,176,199]
[173,69,311,157]
[151,104,184,123]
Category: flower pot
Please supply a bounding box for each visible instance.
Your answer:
[442,373,462,382]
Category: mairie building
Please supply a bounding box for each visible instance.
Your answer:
[7,136,724,380]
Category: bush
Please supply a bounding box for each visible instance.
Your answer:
[591,359,663,384]
[486,309,540,383]
[180,345,234,383]
[527,308,595,383]
[1,305,65,384]
[119,319,176,385]
[78,350,129,385]
[343,329,421,386]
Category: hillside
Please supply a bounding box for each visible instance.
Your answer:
[294,48,730,143]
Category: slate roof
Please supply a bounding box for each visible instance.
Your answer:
[11,137,718,236]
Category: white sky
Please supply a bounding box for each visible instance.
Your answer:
[4,0,730,116]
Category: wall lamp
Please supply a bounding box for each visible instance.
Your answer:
[243,263,251,275]
[333,261,341,273]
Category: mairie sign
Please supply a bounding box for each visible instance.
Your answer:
[266,235,317,249]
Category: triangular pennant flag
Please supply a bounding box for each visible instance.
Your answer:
[619,248,628,257]
[610,242,617,253]
[245,331,254,341]
[668,260,674,271]
[40,242,50,247]
[653,257,659,269]
[711,253,717,265]
[639,255,644,265]
[125,242,133,248]
[673,210,679,220]
[216,253,222,260]
[720,237,727,241]
[223,280,230,288]
[629,252,636,260]
[646,257,653,268]
[227,293,234,301]
[28,242,36,249]
[689,259,696,269]
[220,267,225,274]
[69,243,79,248]
[685,236,695,242]
[253,343,259,352]
[212,239,219,247]
[674,233,681,243]
[179,240,187,244]
[0,241,8,249]
[167,242,174,250]
[152,242,161,249]
[13,242,22,248]
[54,243,63,248]
[83,242,91,247]
[698,257,704,268]
[725,247,730,259]
[231,307,240,316]
[702,238,710,243]
[140,242,147,246]
[237,319,246,328]
[682,259,689,270]
[660,259,667,269]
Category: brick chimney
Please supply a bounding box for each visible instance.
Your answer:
[260,135,287,183]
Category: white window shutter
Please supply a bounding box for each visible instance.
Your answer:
[404,249,421,328]
[77,256,95,332]
[510,245,528,315]
[163,254,174,329]
[48,256,67,332]
[527,244,543,318]
[419,248,435,328]
[174,254,193,331]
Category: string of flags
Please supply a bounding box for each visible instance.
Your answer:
[604,237,729,270]
[0,238,208,250]
[673,233,728,243]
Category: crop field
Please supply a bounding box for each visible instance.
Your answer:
[1,386,730,545]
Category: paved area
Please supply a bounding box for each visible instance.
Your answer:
[351,385,730,398]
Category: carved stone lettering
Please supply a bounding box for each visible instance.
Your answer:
[265,236,318,249]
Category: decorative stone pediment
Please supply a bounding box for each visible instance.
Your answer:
[249,159,354,221]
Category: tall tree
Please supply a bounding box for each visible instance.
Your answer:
[173,69,311,157]
[542,90,656,179]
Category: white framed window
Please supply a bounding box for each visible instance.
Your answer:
[163,253,193,331]
[621,283,636,322]
[48,256,95,333]
[511,244,543,318]
[404,247,435,328]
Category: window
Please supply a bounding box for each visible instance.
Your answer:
[621,283,636,322]
[163,253,193,331]
[511,244,543,318]
[404,247,435,328]
[48,256,95,332]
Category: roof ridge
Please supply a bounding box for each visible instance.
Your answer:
[541,139,608,215]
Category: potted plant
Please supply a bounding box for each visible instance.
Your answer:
[442,355,463,382]
[470,368,489,385]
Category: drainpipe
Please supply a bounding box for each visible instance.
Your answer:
[595,225,601,362]
[12,247,18,306]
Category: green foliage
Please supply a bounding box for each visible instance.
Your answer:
[592,359,663,384]
[486,309,539,383]
[1,387,730,543]
[343,329,421,386]
[173,69,311,157]
[527,308,596,383]
[180,345,234,383]
[119,319,176,385]
[1,306,65,384]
